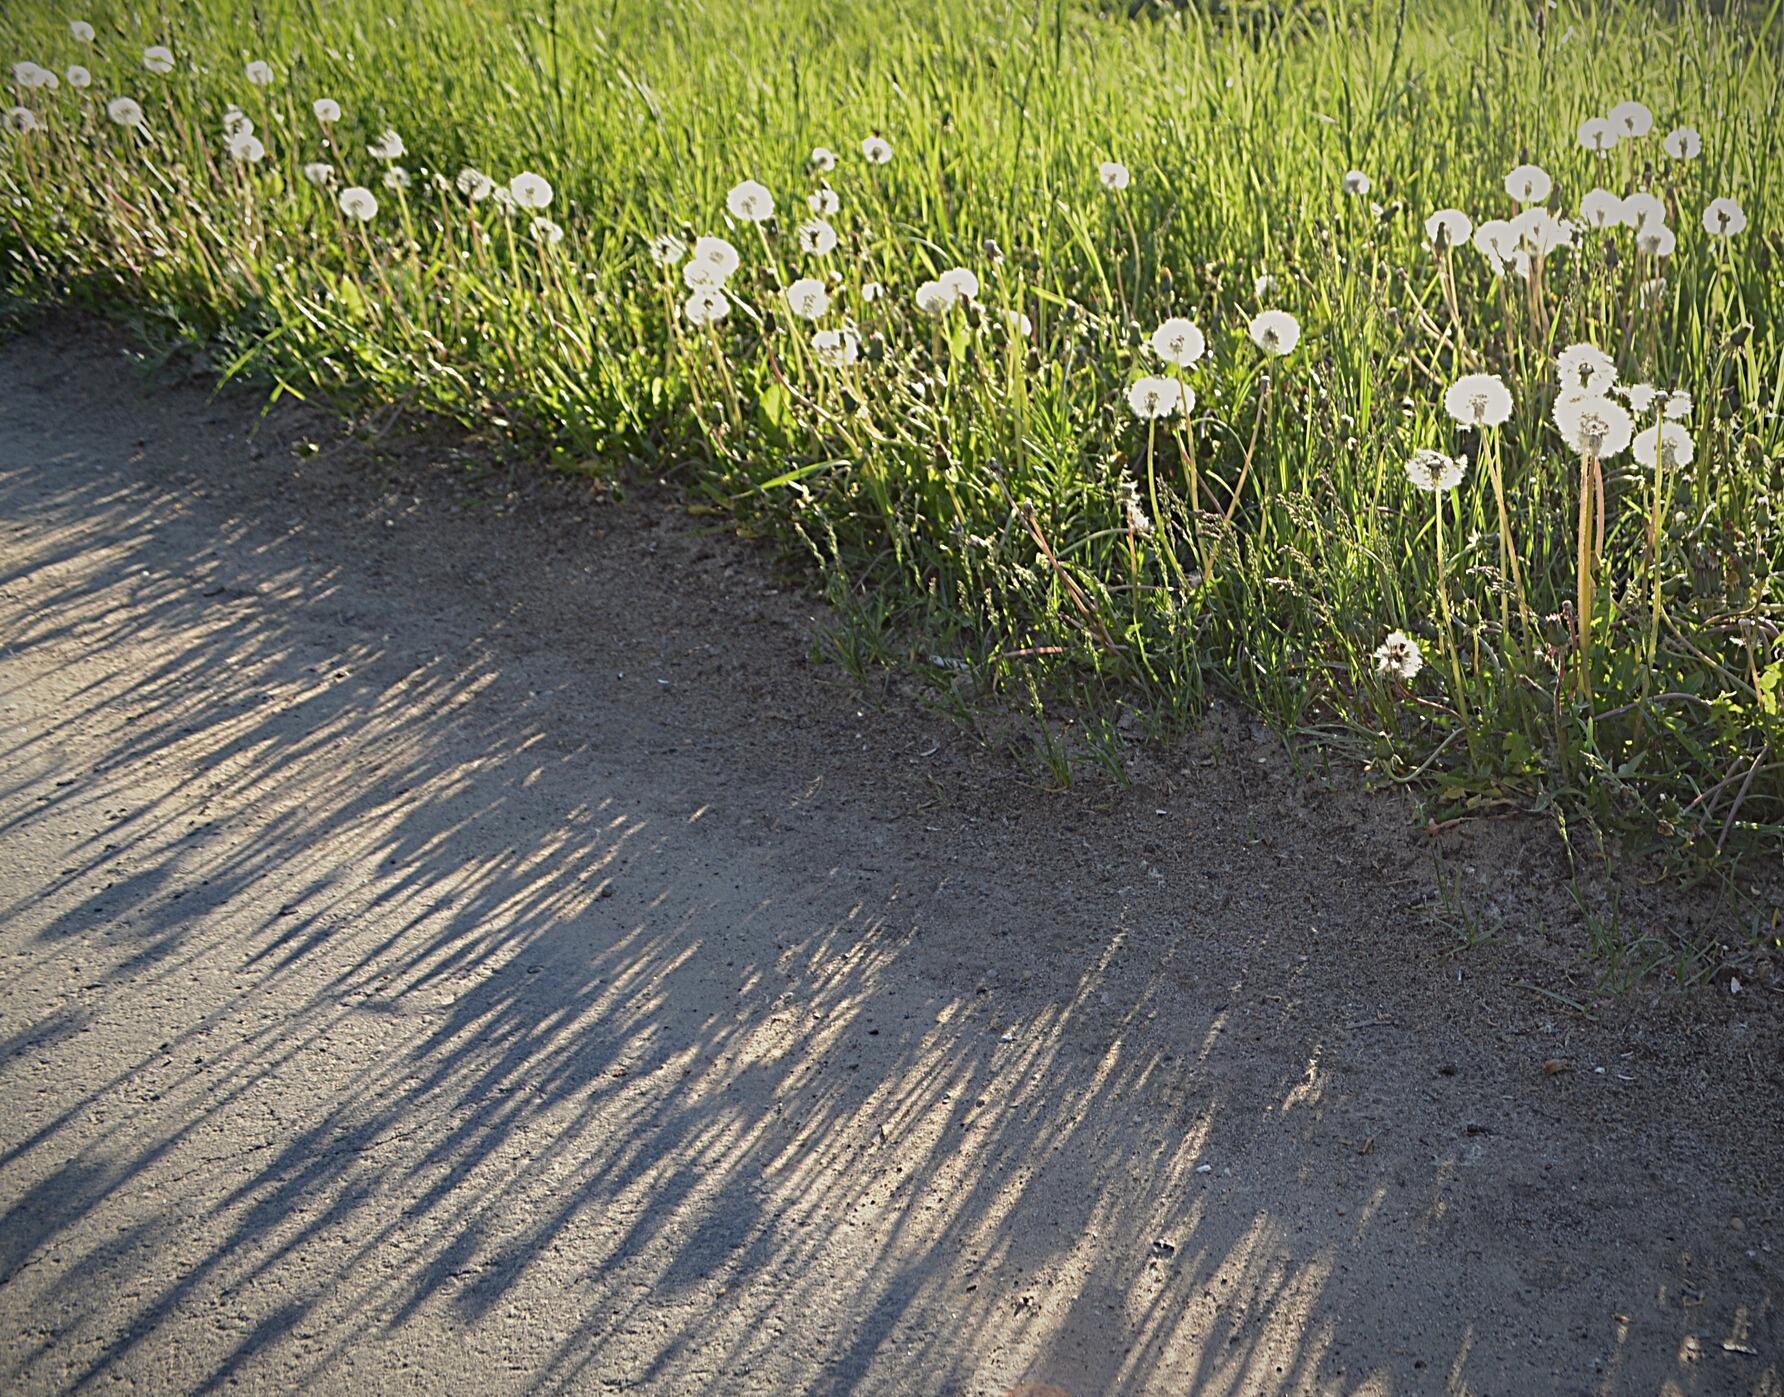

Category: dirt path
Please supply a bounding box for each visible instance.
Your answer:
[0,324,1776,1395]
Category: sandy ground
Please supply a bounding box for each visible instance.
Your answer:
[0,323,1778,1395]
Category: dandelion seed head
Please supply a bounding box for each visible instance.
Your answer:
[106,96,144,129]
[227,130,265,163]
[725,178,773,223]
[245,60,273,86]
[1577,117,1618,154]
[1634,222,1676,258]
[797,218,838,256]
[1578,188,1625,231]
[1663,389,1692,421]
[142,46,175,75]
[1557,343,1617,394]
[222,106,253,140]
[1662,126,1702,161]
[12,62,56,90]
[688,235,740,283]
[1374,629,1424,682]
[1621,383,1659,415]
[1511,206,1573,254]
[1248,309,1300,356]
[1553,391,1633,458]
[509,171,553,210]
[530,216,563,246]
[1640,276,1668,309]
[70,21,96,43]
[1443,373,1514,429]
[1609,100,1653,139]
[1504,163,1552,205]
[3,105,40,134]
[1619,191,1665,229]
[807,186,838,217]
[1341,169,1372,196]
[382,165,410,190]
[648,232,686,267]
[368,128,404,161]
[1099,160,1131,191]
[1423,208,1472,250]
[1632,422,1694,469]
[914,279,957,316]
[1254,272,1277,299]
[1702,196,1746,236]
[1471,218,1516,271]
[1150,317,1205,369]
[861,281,884,303]
[1404,448,1465,493]
[938,266,979,302]
[66,65,91,89]
[810,146,837,173]
[784,276,830,321]
[313,97,341,124]
[1003,308,1033,338]
[302,161,335,189]
[860,135,892,165]
[456,167,494,200]
[682,287,730,326]
[811,327,859,367]
[1126,375,1183,420]
[338,185,378,221]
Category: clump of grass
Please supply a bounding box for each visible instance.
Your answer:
[2,0,1781,875]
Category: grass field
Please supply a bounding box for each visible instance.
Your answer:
[4,0,1782,874]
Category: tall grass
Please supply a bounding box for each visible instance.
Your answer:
[4,0,1782,870]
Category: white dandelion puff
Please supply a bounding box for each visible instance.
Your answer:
[938,266,979,301]
[1504,163,1552,205]
[797,218,838,255]
[1471,218,1516,272]
[1253,272,1277,299]
[861,281,884,303]
[914,279,957,316]
[142,46,175,75]
[65,66,91,89]
[726,178,773,223]
[12,62,56,90]
[3,106,41,134]
[222,106,253,140]
[382,165,410,190]
[313,97,341,124]
[1404,449,1465,493]
[1663,390,1692,421]
[456,167,494,200]
[530,216,563,246]
[1621,383,1659,415]
[1098,160,1130,191]
[245,60,273,86]
[811,327,859,367]
[1553,392,1633,458]
[338,185,378,221]
[1609,100,1653,139]
[1002,308,1033,338]
[70,21,96,43]
[105,96,144,129]
[860,134,892,165]
[1127,376,1183,420]
[1511,206,1573,254]
[807,186,838,217]
[686,234,740,285]
[683,287,730,326]
[1248,309,1300,355]
[1702,197,1747,236]
[302,161,335,189]
[1662,126,1702,161]
[1374,630,1424,682]
[1150,317,1206,369]
[509,172,553,210]
[1634,222,1676,258]
[810,145,837,173]
[784,277,831,321]
[227,131,265,163]
[1619,191,1665,229]
[1577,117,1618,154]
[1342,169,1372,196]
[368,128,404,161]
[1423,208,1473,250]
[1632,422,1694,469]
[1557,343,1617,394]
[1578,189,1625,231]
[1443,373,1514,429]
[648,233,686,267]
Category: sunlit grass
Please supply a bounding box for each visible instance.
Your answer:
[3,0,1781,872]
